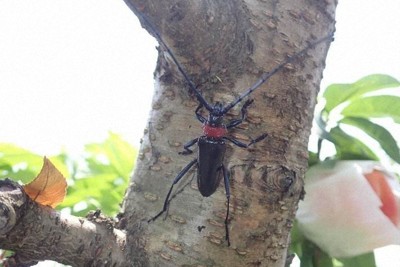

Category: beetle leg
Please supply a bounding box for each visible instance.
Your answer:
[148,159,198,223]
[179,138,199,155]
[195,103,207,123]
[249,133,268,146]
[223,133,267,148]
[221,164,231,246]
[226,99,254,129]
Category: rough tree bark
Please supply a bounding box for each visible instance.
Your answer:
[0,0,336,266]
[121,0,336,266]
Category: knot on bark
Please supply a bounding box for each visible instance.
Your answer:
[0,179,27,235]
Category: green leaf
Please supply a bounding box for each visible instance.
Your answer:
[0,143,44,182]
[338,252,376,267]
[85,132,136,178]
[341,95,400,123]
[323,74,400,112]
[329,126,378,160]
[299,240,316,267]
[308,152,320,167]
[340,117,400,163]
[291,222,335,267]
[61,173,122,215]
[63,133,137,216]
[0,143,70,183]
[296,239,334,267]
[2,168,38,183]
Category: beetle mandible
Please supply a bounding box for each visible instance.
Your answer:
[128,2,334,246]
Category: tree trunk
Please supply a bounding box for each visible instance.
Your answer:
[121,0,336,266]
[0,0,336,266]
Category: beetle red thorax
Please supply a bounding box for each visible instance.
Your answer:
[202,124,227,138]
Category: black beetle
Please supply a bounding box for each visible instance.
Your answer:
[147,98,267,246]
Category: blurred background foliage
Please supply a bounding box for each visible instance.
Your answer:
[292,74,400,267]
[0,132,137,217]
[315,74,400,164]
[0,74,399,267]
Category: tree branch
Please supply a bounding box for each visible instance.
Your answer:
[0,179,127,266]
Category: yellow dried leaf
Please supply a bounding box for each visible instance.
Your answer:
[23,157,67,208]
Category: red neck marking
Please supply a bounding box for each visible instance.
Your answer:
[203,124,227,138]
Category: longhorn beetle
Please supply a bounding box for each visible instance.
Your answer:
[128,2,334,246]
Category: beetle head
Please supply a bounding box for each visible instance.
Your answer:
[208,102,224,126]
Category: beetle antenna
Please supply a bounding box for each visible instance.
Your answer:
[222,32,334,113]
[125,1,213,111]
